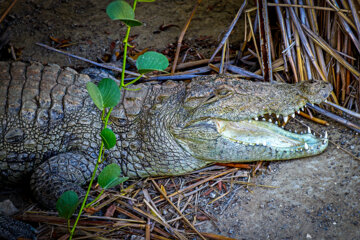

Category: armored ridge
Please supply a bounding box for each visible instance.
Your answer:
[0,61,331,208]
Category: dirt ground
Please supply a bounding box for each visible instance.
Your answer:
[0,0,359,239]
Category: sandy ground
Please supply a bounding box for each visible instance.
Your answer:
[1,0,359,239]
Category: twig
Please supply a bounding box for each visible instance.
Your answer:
[36,43,140,77]
[301,24,360,78]
[257,0,273,82]
[324,100,360,118]
[171,0,202,74]
[226,64,264,79]
[151,179,207,240]
[284,0,327,82]
[209,0,247,62]
[0,0,18,24]
[307,104,360,133]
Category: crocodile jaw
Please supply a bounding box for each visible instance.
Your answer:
[172,118,328,162]
[215,119,328,160]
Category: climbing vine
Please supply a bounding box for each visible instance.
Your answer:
[55,1,169,239]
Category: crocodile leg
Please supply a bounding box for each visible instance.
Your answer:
[0,215,37,240]
[30,152,96,209]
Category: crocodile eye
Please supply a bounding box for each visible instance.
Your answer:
[217,89,231,96]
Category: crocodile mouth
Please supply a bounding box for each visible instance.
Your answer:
[215,118,328,153]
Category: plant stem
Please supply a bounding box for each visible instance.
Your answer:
[121,26,131,88]
[120,0,138,89]
[85,189,105,208]
[124,74,144,87]
[69,149,100,240]
[69,1,140,238]
[69,108,113,240]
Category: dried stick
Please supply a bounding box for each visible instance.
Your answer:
[284,0,327,82]
[275,0,298,82]
[209,0,247,62]
[267,2,355,13]
[324,100,360,118]
[257,0,273,82]
[347,0,360,40]
[327,0,360,53]
[247,12,262,68]
[36,43,140,76]
[0,0,18,24]
[307,104,360,133]
[151,179,207,240]
[301,24,360,78]
[307,0,327,79]
[171,0,202,74]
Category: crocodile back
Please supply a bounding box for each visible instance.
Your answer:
[0,62,97,183]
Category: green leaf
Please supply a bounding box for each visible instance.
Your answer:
[98,163,129,189]
[138,0,155,2]
[136,51,169,74]
[106,0,142,27]
[100,128,117,149]
[98,78,121,108]
[86,82,104,110]
[56,191,80,220]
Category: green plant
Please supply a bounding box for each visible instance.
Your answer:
[55,1,168,239]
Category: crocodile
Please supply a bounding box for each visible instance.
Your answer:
[0,61,331,238]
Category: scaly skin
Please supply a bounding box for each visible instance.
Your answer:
[0,61,332,208]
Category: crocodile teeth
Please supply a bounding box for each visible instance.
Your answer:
[297,110,300,114]
[255,117,258,121]
[324,131,328,139]
[275,121,278,125]
[268,119,272,123]
[283,116,289,123]
[294,130,297,133]
[291,113,295,118]
[301,107,304,111]
[276,114,279,118]
[304,143,309,150]
[307,127,311,134]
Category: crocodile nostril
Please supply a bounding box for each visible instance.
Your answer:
[5,128,24,143]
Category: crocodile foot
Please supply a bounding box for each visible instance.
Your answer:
[0,215,37,240]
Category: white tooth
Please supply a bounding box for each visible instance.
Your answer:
[255,117,258,121]
[284,116,288,122]
[325,131,328,139]
[281,126,284,128]
[301,107,304,111]
[262,118,266,121]
[324,100,328,103]
[276,114,279,118]
[275,121,278,125]
[268,119,272,123]
[291,113,295,118]
[263,141,267,146]
[248,119,251,123]
[297,110,300,114]
[294,130,297,133]
[307,127,311,134]
[304,143,309,150]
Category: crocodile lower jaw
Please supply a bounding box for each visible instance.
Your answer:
[215,119,328,155]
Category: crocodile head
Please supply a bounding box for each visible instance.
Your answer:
[172,75,332,163]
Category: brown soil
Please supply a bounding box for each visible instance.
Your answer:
[1,0,359,239]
